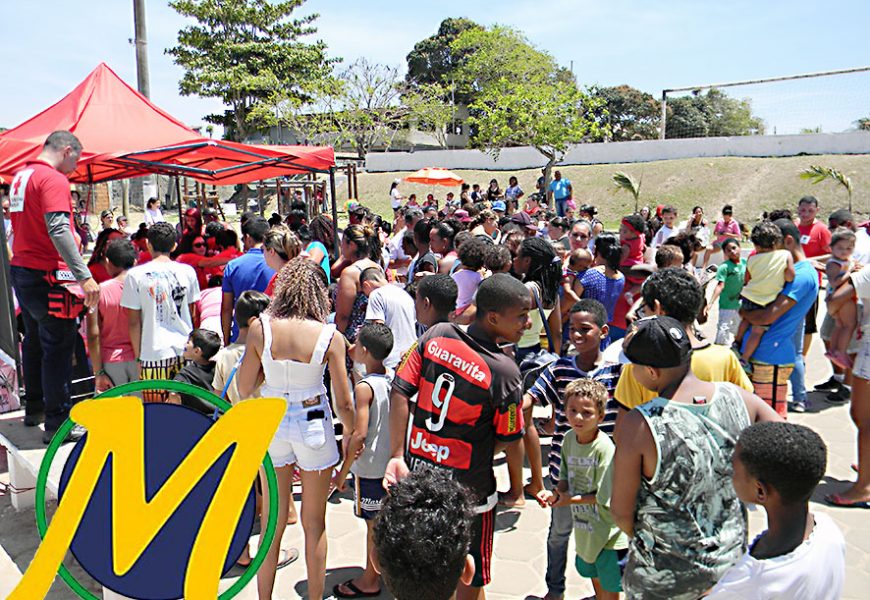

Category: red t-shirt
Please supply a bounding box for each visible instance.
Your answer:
[798,220,830,284]
[264,272,278,296]
[798,220,831,258]
[9,160,78,271]
[176,253,209,290]
[98,277,135,363]
[88,261,112,284]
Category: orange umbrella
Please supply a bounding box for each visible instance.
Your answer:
[404,167,464,186]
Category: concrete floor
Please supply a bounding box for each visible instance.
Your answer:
[0,298,867,600]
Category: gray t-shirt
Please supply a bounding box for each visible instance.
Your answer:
[365,283,417,369]
[350,372,393,479]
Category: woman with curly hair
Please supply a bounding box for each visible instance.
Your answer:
[237,257,354,600]
[334,224,382,352]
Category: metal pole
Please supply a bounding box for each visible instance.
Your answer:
[660,91,668,140]
[329,167,339,258]
[175,176,183,224]
[132,0,150,98]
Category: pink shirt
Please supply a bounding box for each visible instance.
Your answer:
[197,287,223,322]
[714,218,741,244]
[98,277,135,363]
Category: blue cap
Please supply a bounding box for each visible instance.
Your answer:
[492,200,506,212]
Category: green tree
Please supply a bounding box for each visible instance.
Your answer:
[403,83,456,148]
[405,17,482,105]
[254,58,407,159]
[590,85,661,141]
[666,88,764,138]
[450,26,607,185]
[800,165,853,211]
[855,117,870,131]
[612,171,642,212]
[166,0,334,141]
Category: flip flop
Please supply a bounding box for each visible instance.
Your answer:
[824,493,870,509]
[276,547,300,570]
[333,579,382,598]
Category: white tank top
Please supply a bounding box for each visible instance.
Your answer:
[259,313,336,402]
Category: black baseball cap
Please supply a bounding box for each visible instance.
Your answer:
[623,315,691,368]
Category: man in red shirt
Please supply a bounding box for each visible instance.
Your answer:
[796,195,831,357]
[9,131,99,443]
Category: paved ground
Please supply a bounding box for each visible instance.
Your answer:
[0,299,867,599]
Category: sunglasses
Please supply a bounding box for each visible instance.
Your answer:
[193,242,206,248]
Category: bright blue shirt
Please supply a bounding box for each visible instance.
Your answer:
[745,259,818,365]
[305,241,331,284]
[548,178,572,200]
[221,247,275,341]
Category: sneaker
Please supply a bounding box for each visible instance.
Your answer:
[814,376,842,392]
[790,400,808,413]
[42,425,86,445]
[826,387,851,404]
[24,412,44,427]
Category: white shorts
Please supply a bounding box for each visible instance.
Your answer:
[715,309,741,347]
[268,395,339,472]
[854,339,870,381]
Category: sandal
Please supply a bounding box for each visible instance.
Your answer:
[276,547,299,570]
[824,493,870,509]
[333,579,382,598]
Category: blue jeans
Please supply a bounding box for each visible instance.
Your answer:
[790,321,807,404]
[555,197,568,217]
[11,266,78,432]
[545,503,573,595]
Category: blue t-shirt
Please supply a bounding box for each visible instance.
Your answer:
[549,178,572,200]
[221,248,275,341]
[745,259,818,365]
[306,241,331,284]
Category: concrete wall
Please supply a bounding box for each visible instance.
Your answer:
[365,131,870,172]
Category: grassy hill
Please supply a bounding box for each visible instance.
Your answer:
[351,154,869,225]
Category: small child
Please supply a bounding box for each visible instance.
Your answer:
[332,322,394,599]
[452,238,488,317]
[562,248,593,307]
[651,205,678,247]
[709,238,746,347]
[484,244,512,274]
[167,329,222,414]
[735,221,795,367]
[212,290,271,404]
[619,214,647,272]
[708,422,845,599]
[542,379,627,600]
[825,227,858,370]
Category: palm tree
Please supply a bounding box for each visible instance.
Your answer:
[612,171,642,213]
[799,165,853,211]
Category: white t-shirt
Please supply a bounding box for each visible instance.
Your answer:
[390,187,402,210]
[854,227,870,265]
[852,264,870,337]
[364,283,417,369]
[144,207,164,225]
[652,224,676,247]
[120,259,201,362]
[707,512,845,600]
[388,226,410,276]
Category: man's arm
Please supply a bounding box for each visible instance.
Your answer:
[126,308,142,363]
[709,280,725,307]
[220,291,235,343]
[45,211,99,307]
[384,387,412,488]
[611,410,647,537]
[738,293,796,326]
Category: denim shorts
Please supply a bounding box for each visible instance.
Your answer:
[267,395,339,472]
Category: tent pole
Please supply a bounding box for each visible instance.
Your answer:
[329,167,339,258]
[175,176,183,223]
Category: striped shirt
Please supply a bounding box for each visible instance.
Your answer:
[528,356,622,484]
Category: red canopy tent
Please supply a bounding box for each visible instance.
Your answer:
[0,63,335,183]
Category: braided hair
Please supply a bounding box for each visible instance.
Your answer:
[269,257,330,322]
[518,236,561,306]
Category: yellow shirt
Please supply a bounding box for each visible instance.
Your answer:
[741,249,791,306]
[614,343,753,410]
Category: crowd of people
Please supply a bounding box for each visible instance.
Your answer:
[5,131,870,600]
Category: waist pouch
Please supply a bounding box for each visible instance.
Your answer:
[46,270,86,319]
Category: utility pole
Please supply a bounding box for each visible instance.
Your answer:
[131,0,150,220]
[132,0,150,99]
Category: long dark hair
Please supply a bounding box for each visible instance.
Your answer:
[518,236,561,306]
[595,233,622,272]
[309,214,336,260]
[88,228,123,266]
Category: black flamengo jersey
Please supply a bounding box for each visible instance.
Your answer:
[393,322,523,508]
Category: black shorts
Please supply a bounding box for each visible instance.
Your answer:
[740,297,767,312]
[805,297,819,335]
[353,475,386,520]
[468,507,495,587]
